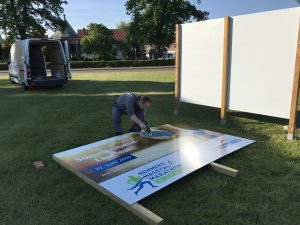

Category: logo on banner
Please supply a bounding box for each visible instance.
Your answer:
[127,176,158,195]
[216,138,242,150]
[127,160,185,195]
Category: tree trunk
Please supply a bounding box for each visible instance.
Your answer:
[19,27,28,40]
[156,45,162,59]
[19,4,29,39]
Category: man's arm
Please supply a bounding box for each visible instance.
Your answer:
[130,115,147,130]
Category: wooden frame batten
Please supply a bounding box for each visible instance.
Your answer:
[220,16,231,125]
[288,20,300,140]
[174,24,182,115]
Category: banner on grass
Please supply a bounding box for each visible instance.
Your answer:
[53,125,254,205]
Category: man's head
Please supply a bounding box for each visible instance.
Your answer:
[138,95,151,109]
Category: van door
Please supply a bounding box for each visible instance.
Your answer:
[9,40,27,83]
[22,39,30,83]
[63,40,72,79]
[8,44,17,77]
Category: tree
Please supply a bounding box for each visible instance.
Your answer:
[117,21,144,59]
[0,0,67,39]
[125,0,209,58]
[80,23,115,60]
[1,35,14,60]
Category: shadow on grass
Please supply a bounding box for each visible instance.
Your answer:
[1,78,298,143]
[0,78,300,225]
[0,79,177,153]
[228,110,297,126]
[225,110,300,141]
[174,100,300,141]
[0,80,174,95]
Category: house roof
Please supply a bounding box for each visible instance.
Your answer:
[77,28,126,41]
[77,28,88,39]
[112,29,126,41]
[167,43,176,51]
[52,17,79,39]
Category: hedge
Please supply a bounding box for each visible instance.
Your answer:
[70,59,175,68]
[0,63,7,70]
[0,59,175,71]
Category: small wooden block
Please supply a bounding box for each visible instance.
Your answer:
[33,161,45,169]
[210,162,238,177]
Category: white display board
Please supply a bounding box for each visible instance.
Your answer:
[229,8,300,118]
[180,18,224,108]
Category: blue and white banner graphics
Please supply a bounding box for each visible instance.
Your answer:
[53,125,254,205]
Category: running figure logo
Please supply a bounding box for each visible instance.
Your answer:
[127,176,158,195]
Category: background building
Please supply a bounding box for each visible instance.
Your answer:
[52,16,81,60]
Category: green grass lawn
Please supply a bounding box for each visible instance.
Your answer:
[0,71,299,225]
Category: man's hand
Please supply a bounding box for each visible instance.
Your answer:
[130,115,146,131]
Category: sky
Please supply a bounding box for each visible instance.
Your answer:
[60,0,299,33]
[0,0,297,37]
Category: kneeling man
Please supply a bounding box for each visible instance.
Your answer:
[112,92,151,136]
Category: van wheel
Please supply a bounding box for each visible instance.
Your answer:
[22,83,29,90]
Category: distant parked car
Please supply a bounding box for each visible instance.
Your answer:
[8,38,71,89]
[163,51,175,59]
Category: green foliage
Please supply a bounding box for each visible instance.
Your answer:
[0,59,175,70]
[1,36,14,60]
[70,59,175,68]
[117,21,146,59]
[0,63,7,69]
[1,35,14,48]
[115,22,133,59]
[113,40,131,59]
[80,23,115,60]
[0,0,67,39]
[125,0,209,57]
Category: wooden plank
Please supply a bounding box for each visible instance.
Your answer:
[220,16,231,125]
[52,156,164,225]
[131,203,164,225]
[157,124,181,133]
[210,162,239,177]
[288,20,300,140]
[174,24,181,115]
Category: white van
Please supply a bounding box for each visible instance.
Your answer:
[8,39,71,89]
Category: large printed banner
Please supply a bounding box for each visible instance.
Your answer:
[53,125,254,205]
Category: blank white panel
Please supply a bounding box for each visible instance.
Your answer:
[180,19,224,108]
[229,8,300,119]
